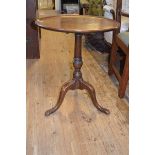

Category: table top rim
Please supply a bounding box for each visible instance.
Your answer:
[35,15,120,34]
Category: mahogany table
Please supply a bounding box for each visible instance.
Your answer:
[35,15,120,116]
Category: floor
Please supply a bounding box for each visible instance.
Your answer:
[27,29,129,155]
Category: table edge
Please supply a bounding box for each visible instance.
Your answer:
[35,15,120,34]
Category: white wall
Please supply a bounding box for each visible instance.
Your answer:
[55,0,61,11]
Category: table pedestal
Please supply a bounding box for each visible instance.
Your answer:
[45,34,110,116]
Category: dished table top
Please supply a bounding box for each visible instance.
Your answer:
[35,15,120,34]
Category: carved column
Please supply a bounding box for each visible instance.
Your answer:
[73,34,83,80]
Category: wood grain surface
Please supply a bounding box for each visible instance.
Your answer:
[35,15,120,33]
[26,29,128,155]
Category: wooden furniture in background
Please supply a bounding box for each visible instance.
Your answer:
[108,0,129,98]
[26,0,40,59]
[38,0,55,9]
[35,15,120,116]
[52,0,55,9]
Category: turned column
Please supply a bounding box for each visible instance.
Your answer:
[73,34,83,80]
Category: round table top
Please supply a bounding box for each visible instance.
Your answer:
[35,15,120,34]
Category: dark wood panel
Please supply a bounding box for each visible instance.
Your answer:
[26,0,40,59]
[26,19,40,59]
[26,0,37,19]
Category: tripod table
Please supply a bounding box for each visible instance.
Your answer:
[35,15,120,116]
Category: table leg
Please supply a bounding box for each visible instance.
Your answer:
[79,79,110,114]
[45,33,110,116]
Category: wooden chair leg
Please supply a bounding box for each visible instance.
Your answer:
[108,38,118,75]
[118,54,129,98]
